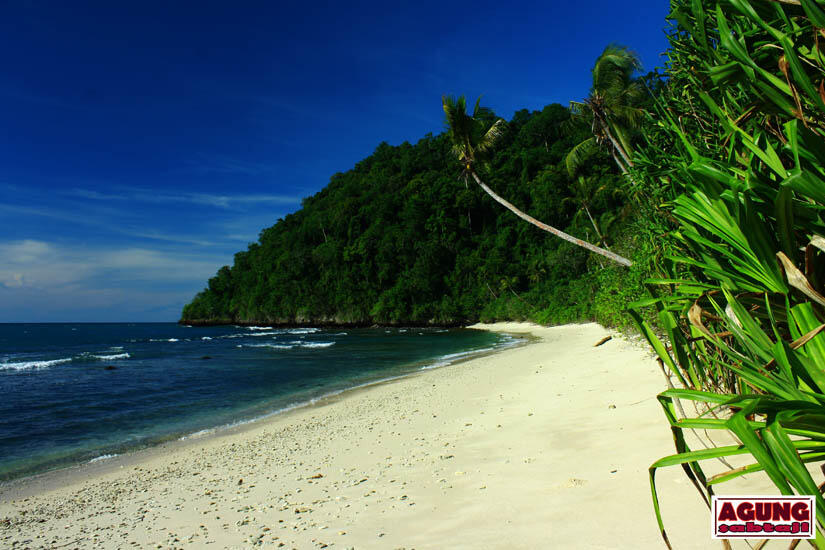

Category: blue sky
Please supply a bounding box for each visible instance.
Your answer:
[0,1,670,322]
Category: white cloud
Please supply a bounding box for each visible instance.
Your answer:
[0,239,234,321]
[0,240,90,288]
[3,239,52,263]
[0,239,227,290]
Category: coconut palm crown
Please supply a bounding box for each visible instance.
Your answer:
[442,95,506,177]
[566,44,645,176]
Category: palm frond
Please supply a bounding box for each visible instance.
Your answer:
[442,94,505,168]
[565,137,597,177]
[477,119,507,154]
[608,104,645,128]
[472,96,495,120]
[592,44,641,94]
[568,101,590,117]
[569,44,644,169]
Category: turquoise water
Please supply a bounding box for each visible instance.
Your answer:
[0,323,514,480]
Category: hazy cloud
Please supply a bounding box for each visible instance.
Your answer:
[0,239,227,290]
[66,187,301,209]
[0,238,234,321]
[0,200,258,248]
[181,154,279,176]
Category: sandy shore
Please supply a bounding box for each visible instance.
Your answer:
[0,322,776,549]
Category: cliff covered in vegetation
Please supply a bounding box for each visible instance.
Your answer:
[181,103,650,327]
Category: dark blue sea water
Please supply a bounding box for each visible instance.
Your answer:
[0,323,514,481]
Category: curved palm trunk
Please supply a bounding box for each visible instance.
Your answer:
[611,152,629,174]
[604,124,634,168]
[471,172,633,267]
[463,174,472,228]
[593,108,634,169]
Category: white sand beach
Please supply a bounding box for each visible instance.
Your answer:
[0,322,776,549]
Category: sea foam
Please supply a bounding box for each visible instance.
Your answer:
[240,341,334,350]
[89,453,118,463]
[0,358,73,371]
[287,328,319,334]
[91,353,130,361]
[241,343,294,349]
[292,341,335,348]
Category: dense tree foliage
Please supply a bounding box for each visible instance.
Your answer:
[181,103,646,326]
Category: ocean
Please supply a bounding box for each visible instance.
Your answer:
[0,323,516,481]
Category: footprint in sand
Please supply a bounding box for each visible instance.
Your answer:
[566,478,588,488]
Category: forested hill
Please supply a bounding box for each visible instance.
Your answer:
[181,103,645,326]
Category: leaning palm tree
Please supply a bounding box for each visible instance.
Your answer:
[566,44,645,176]
[442,95,632,267]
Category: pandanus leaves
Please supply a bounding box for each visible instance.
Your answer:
[629,0,825,545]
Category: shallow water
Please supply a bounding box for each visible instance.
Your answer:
[0,323,514,480]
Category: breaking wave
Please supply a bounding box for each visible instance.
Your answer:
[0,358,73,371]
